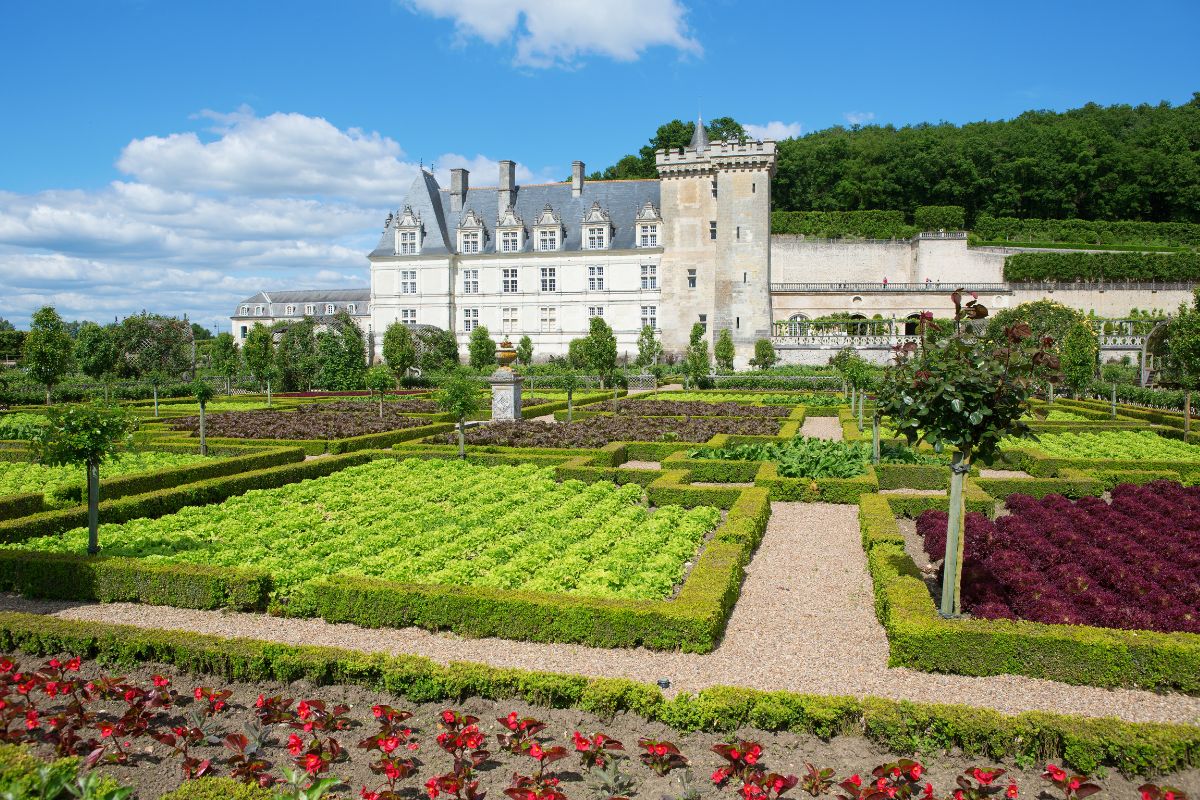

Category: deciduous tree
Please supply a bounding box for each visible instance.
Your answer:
[714,329,735,373]
[467,325,497,371]
[382,321,418,377]
[436,369,482,458]
[23,306,75,405]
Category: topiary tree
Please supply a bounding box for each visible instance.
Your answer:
[364,364,395,418]
[33,402,137,555]
[23,306,75,405]
[1166,289,1200,433]
[634,325,662,370]
[683,324,711,389]
[74,322,118,401]
[242,323,278,405]
[877,291,1059,617]
[516,335,534,366]
[559,369,581,423]
[1059,321,1099,398]
[209,332,240,395]
[382,321,418,377]
[190,378,216,455]
[467,326,497,371]
[749,338,777,370]
[584,316,618,386]
[436,368,482,458]
[714,329,735,373]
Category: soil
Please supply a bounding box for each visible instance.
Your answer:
[8,655,1195,800]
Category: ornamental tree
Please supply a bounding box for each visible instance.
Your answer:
[190,378,216,455]
[416,327,459,371]
[584,316,618,386]
[1166,288,1200,433]
[436,369,482,458]
[209,332,240,394]
[1059,321,1099,398]
[275,319,320,392]
[559,369,581,423]
[242,323,278,405]
[23,306,75,405]
[364,364,395,418]
[468,326,497,371]
[315,311,367,390]
[683,324,711,389]
[33,402,137,555]
[516,335,534,366]
[382,321,418,377]
[634,325,662,370]
[749,338,777,370]
[74,322,119,400]
[876,290,1060,617]
[714,329,735,373]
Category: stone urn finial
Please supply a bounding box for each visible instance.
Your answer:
[496,338,518,371]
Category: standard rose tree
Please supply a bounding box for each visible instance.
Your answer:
[877,290,1059,617]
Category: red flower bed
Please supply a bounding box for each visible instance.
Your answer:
[916,481,1200,634]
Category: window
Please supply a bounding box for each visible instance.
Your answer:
[501,230,520,252]
[240,325,248,338]
[501,307,518,333]
[588,306,604,318]
[537,229,558,251]
[687,269,697,289]
[709,221,717,240]
[539,306,557,332]
[463,308,479,332]
[462,268,479,294]
[640,264,657,290]
[398,230,418,254]
[461,231,481,254]
[588,265,605,291]
[400,309,417,324]
[347,303,356,314]
[240,305,249,315]
[711,179,718,199]
[325,304,336,315]
[585,226,606,250]
[285,304,296,316]
[255,305,264,316]
[502,268,519,293]
[304,304,315,315]
[639,224,658,247]
[640,305,657,330]
[540,267,556,292]
[400,270,417,294]
[698,313,707,334]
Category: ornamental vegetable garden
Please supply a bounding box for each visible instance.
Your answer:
[166,409,432,440]
[1005,430,1200,461]
[0,451,210,504]
[14,459,720,601]
[449,416,783,447]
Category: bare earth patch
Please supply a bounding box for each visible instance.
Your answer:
[800,417,843,440]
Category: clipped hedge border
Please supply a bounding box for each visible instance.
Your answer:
[882,480,992,518]
[0,492,42,523]
[754,461,877,503]
[0,550,270,610]
[859,495,1200,694]
[1,612,1197,776]
[875,463,949,491]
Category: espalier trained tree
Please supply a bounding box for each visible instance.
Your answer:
[877,290,1059,617]
[33,402,137,555]
[436,368,482,458]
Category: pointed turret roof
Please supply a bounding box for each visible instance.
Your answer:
[689,115,709,153]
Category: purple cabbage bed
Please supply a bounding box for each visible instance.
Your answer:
[916,481,1200,634]
[166,409,431,440]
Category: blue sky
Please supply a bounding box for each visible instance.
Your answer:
[1,0,1197,330]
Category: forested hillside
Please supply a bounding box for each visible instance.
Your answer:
[593,95,1200,224]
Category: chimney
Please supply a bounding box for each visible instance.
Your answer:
[572,160,585,197]
[498,159,516,217]
[450,168,469,212]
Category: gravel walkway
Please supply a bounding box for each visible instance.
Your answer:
[978,469,1033,479]
[622,460,661,470]
[5,501,1198,725]
[800,416,843,440]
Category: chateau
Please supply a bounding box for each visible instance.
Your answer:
[233,120,1192,368]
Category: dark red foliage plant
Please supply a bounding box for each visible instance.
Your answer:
[495,712,546,756]
[437,709,490,776]
[1042,764,1100,800]
[572,730,624,769]
[359,704,420,800]
[637,738,689,776]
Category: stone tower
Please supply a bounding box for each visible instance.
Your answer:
[656,119,777,366]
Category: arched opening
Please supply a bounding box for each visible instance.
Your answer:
[904,313,922,336]
[848,313,868,336]
[787,313,809,336]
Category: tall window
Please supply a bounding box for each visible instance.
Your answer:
[400,309,417,324]
[255,305,264,316]
[709,221,717,240]
[698,313,708,334]
[640,305,657,330]
[463,308,479,332]
[285,304,295,316]
[711,178,718,199]
[400,270,417,294]
[501,230,519,252]
[240,305,249,315]
[347,303,357,314]
[588,306,604,318]
[462,268,479,294]
[586,226,606,250]
[539,306,557,332]
[537,229,558,251]
[501,307,518,333]
[502,268,519,293]
[540,267,556,292]
[326,304,336,315]
[640,264,657,290]
[687,269,697,289]
[398,230,418,254]
[588,265,605,291]
[304,304,315,315]
[460,231,480,253]
[639,224,658,247]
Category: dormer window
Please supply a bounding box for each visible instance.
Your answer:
[533,204,563,252]
[634,201,662,248]
[255,305,265,316]
[496,205,525,253]
[393,206,423,255]
[325,304,335,315]
[501,230,519,252]
[347,303,357,314]
[285,304,296,316]
[304,304,315,315]
[457,208,487,254]
[461,231,481,253]
[581,201,612,251]
[639,225,658,247]
[240,305,250,315]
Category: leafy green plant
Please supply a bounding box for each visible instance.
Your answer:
[437,369,483,457]
[22,306,75,405]
[691,437,942,478]
[382,321,418,377]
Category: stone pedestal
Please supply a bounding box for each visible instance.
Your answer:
[488,370,523,421]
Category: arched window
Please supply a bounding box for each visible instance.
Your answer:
[904,313,922,336]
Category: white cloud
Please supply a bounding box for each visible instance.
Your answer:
[743,121,802,141]
[0,108,550,328]
[403,0,701,67]
[843,111,876,126]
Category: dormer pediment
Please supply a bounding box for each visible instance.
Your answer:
[534,204,562,228]
[496,205,525,229]
[458,208,486,230]
[634,201,662,223]
[581,201,612,226]
[396,206,422,228]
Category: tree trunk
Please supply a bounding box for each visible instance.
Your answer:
[1047,383,1054,405]
[1111,382,1117,420]
[567,389,574,423]
[1187,390,1192,436]
[857,390,865,432]
[86,461,100,556]
[45,386,51,406]
[226,376,231,396]
[379,394,384,419]
[457,419,465,458]
[267,379,272,407]
[199,404,207,456]
[153,385,159,417]
[940,450,971,617]
[871,414,881,465]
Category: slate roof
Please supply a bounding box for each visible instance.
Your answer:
[371,171,661,257]
[233,289,370,318]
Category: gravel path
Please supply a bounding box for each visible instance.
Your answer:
[978,469,1033,479]
[800,416,843,440]
[622,460,661,470]
[5,501,1198,725]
